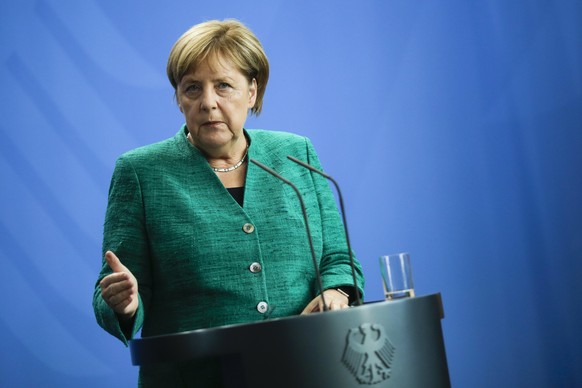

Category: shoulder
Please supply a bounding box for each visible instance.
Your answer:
[114,130,188,170]
[247,129,311,151]
[119,136,178,163]
[246,129,321,171]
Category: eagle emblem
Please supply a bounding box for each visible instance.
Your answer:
[342,323,395,385]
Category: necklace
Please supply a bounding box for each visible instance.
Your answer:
[210,145,249,173]
[187,132,249,173]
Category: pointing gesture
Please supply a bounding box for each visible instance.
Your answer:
[100,251,139,320]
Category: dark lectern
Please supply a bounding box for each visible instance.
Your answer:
[130,293,450,387]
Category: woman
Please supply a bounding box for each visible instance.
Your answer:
[93,19,364,386]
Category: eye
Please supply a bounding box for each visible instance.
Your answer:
[182,82,201,95]
[217,82,232,90]
[186,84,201,92]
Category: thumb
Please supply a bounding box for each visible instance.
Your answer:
[105,250,127,273]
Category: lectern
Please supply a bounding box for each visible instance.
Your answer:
[130,293,450,387]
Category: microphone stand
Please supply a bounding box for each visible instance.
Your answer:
[287,155,363,306]
[250,159,328,311]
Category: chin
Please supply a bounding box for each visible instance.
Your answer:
[202,134,234,148]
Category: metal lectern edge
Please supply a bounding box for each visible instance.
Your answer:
[129,293,445,366]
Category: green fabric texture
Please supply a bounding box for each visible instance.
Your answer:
[93,126,365,386]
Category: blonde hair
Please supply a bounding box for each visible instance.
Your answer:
[167,19,269,116]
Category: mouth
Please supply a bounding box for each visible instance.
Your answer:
[202,121,224,128]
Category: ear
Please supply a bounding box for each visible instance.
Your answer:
[248,78,257,109]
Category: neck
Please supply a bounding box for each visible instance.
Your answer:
[188,132,248,169]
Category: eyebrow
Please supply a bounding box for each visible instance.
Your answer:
[180,75,236,84]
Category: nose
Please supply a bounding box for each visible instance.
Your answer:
[200,87,218,111]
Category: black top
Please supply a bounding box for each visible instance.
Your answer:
[227,186,245,207]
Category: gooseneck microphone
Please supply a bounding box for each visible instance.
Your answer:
[250,159,328,311]
[287,155,363,306]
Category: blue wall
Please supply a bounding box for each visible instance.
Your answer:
[1,1,581,386]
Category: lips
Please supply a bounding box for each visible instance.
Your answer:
[202,121,224,127]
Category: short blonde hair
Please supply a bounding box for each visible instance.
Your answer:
[167,19,269,116]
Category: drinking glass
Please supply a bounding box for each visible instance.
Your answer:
[379,252,415,300]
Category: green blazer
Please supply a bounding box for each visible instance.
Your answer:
[93,126,365,385]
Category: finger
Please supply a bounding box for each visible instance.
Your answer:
[108,289,135,308]
[99,272,129,289]
[101,280,135,310]
[105,251,127,273]
[114,297,138,318]
[301,301,315,315]
[103,283,133,302]
[303,295,329,314]
[113,298,133,314]
[329,299,340,310]
[101,277,133,298]
[328,298,349,311]
[301,298,320,315]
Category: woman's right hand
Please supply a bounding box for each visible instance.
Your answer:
[99,251,139,321]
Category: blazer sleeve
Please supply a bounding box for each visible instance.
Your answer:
[92,155,152,346]
[304,139,365,300]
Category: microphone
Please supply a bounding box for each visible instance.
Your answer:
[250,159,328,311]
[287,155,363,306]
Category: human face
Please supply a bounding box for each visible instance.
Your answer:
[177,55,257,153]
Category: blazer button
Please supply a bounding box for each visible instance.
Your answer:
[249,262,262,273]
[242,223,255,234]
[257,301,268,314]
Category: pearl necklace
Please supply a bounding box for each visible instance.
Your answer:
[210,145,249,173]
[187,132,249,173]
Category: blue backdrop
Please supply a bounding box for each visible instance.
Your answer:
[1,1,581,387]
